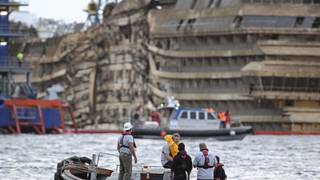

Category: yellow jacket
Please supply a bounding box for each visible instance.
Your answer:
[164,135,179,157]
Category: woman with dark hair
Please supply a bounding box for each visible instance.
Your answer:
[214,156,227,180]
[171,143,193,180]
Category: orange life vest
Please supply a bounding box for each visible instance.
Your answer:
[219,112,226,122]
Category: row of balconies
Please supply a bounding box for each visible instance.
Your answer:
[252,77,320,93]
[160,65,243,73]
[174,0,320,10]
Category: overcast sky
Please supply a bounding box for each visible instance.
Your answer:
[21,0,91,23]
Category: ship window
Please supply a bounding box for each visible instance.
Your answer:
[199,112,205,120]
[182,60,186,66]
[122,108,127,117]
[233,16,243,28]
[119,25,131,40]
[180,111,188,119]
[314,0,320,4]
[156,41,162,48]
[190,112,196,119]
[166,39,171,49]
[275,77,285,91]
[208,0,214,7]
[303,0,312,3]
[312,17,320,28]
[208,113,215,120]
[285,100,294,107]
[177,20,184,30]
[191,0,197,9]
[156,62,160,70]
[215,0,222,7]
[284,78,295,91]
[309,78,319,91]
[186,18,196,31]
[294,17,304,27]
[296,78,307,91]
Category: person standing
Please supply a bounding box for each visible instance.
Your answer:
[16,52,24,66]
[161,140,173,168]
[171,143,192,180]
[161,133,181,168]
[117,122,137,180]
[193,143,216,180]
[214,156,227,180]
[225,110,231,129]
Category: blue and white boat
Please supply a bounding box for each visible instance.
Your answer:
[132,97,253,140]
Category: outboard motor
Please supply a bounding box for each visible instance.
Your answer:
[54,156,92,180]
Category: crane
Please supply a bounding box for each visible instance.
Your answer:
[85,0,118,27]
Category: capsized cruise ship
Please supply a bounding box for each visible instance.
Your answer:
[18,0,320,133]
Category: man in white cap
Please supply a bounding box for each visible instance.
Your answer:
[117,122,137,180]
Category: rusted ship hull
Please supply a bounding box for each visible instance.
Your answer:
[15,0,320,133]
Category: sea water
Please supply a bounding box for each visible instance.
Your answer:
[0,134,319,180]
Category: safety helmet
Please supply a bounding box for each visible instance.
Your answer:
[123,122,133,131]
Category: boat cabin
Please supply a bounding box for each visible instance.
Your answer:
[169,108,221,130]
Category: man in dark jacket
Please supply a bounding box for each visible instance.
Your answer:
[171,143,192,180]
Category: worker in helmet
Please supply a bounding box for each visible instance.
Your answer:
[16,52,24,66]
[117,122,137,180]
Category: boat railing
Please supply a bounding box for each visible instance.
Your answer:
[231,118,243,127]
[97,152,118,166]
[97,152,170,179]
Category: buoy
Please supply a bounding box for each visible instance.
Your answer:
[230,130,236,136]
[160,130,166,137]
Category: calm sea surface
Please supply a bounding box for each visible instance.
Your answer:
[0,134,319,180]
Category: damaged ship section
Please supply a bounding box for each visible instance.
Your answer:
[27,0,151,128]
[23,0,320,132]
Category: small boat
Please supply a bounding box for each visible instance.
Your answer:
[54,155,113,180]
[54,153,170,180]
[132,97,253,140]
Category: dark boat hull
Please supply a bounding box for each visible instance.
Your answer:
[133,126,253,140]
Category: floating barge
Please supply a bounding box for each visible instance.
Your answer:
[0,0,77,134]
[0,99,77,134]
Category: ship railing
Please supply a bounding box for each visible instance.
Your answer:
[96,152,171,179]
[0,26,32,35]
[0,57,31,69]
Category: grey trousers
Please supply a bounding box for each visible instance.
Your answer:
[118,153,132,180]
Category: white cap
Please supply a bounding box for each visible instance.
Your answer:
[123,122,133,131]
